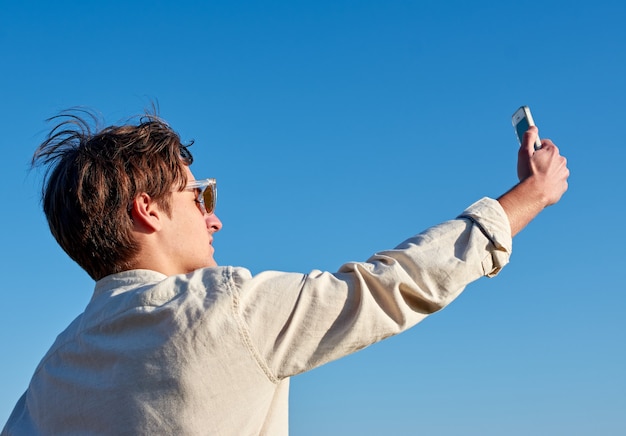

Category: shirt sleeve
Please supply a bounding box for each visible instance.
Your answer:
[228,197,512,381]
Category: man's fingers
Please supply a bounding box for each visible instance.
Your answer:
[539,138,555,150]
[517,126,542,181]
[522,126,539,154]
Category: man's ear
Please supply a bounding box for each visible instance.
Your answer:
[130,193,163,232]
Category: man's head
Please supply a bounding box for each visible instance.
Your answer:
[33,109,221,280]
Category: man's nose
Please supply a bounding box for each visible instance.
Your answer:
[206,213,223,233]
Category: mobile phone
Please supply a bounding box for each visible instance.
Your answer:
[512,106,542,150]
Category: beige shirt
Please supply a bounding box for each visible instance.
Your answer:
[2,198,512,436]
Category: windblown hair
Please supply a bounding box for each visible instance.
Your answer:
[33,109,194,280]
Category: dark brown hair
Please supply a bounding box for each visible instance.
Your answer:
[33,109,194,280]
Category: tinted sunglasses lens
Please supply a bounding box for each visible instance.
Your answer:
[202,184,216,214]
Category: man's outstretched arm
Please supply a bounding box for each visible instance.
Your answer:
[498,126,570,236]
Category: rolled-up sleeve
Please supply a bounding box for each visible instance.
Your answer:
[228,197,512,380]
[457,197,512,277]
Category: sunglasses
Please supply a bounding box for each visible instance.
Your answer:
[185,178,217,215]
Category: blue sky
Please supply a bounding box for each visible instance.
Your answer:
[1,1,624,434]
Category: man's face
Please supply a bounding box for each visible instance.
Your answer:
[159,166,223,274]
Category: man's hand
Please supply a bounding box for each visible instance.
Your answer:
[498,126,570,236]
[518,126,570,206]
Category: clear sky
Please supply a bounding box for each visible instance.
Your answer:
[1,1,624,434]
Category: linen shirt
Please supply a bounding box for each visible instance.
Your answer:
[3,197,512,436]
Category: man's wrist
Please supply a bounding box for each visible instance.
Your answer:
[497,177,547,237]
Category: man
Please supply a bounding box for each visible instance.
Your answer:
[2,109,569,435]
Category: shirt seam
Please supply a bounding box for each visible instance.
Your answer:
[225,267,280,384]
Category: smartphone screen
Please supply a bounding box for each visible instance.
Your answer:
[514,115,531,146]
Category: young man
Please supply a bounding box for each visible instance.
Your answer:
[2,110,569,435]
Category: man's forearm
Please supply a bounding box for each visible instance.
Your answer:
[497,177,548,237]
